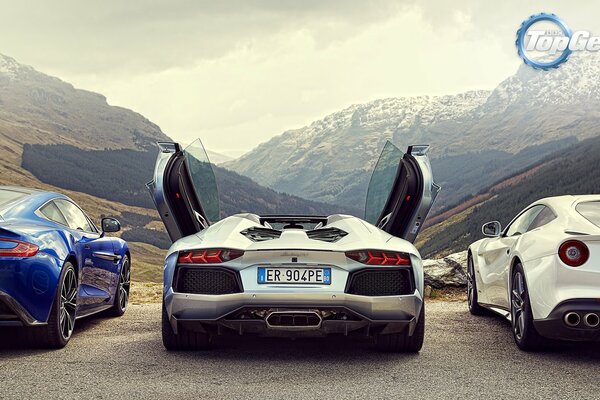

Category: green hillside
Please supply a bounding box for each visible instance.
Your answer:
[430,137,577,214]
[420,135,600,258]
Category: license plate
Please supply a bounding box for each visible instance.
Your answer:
[257,267,331,284]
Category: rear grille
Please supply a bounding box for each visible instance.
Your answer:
[175,267,242,295]
[345,269,413,296]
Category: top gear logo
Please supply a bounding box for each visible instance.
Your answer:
[516,13,600,70]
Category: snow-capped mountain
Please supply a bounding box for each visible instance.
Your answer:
[224,91,490,204]
[225,51,600,206]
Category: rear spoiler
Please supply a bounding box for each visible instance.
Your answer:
[564,230,600,240]
[0,226,24,240]
[260,215,328,225]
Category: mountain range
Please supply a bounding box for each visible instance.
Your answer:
[225,51,600,213]
[3,49,600,271]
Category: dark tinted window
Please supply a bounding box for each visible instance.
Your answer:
[40,201,68,226]
[0,189,27,208]
[576,201,600,228]
[183,139,220,222]
[505,205,544,237]
[54,199,93,232]
[365,141,403,225]
[527,206,556,231]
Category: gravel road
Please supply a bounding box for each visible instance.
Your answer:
[1,301,600,400]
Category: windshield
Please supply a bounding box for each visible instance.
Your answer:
[364,141,403,224]
[183,139,221,222]
[576,201,600,228]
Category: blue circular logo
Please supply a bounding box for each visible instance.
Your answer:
[516,13,573,70]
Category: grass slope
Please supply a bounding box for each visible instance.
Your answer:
[419,135,600,258]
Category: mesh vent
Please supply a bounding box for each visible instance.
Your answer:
[346,269,413,296]
[175,267,242,295]
[306,227,348,243]
[241,227,282,242]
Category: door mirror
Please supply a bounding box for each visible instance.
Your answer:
[101,217,121,233]
[482,221,502,237]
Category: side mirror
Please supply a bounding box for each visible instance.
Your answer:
[101,217,121,233]
[482,221,502,237]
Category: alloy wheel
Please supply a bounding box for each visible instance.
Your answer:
[59,268,77,340]
[511,271,526,341]
[467,257,475,308]
[118,260,130,311]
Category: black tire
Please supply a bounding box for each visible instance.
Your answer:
[107,256,130,317]
[162,299,210,351]
[467,254,487,316]
[375,303,425,353]
[510,263,549,351]
[27,262,78,349]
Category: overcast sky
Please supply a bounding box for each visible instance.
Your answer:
[1,0,599,157]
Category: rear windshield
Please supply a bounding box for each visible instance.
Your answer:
[0,189,27,208]
[576,201,600,228]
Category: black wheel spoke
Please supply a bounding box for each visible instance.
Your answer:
[511,271,527,341]
[59,267,77,341]
[467,259,474,307]
[117,261,130,312]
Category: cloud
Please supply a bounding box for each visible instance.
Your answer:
[0,0,406,75]
[2,0,599,157]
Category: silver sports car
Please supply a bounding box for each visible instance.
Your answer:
[147,140,439,352]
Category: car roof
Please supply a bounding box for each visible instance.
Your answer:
[0,186,68,216]
[0,185,45,195]
[538,195,600,208]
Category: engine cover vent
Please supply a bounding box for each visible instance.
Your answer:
[241,227,282,242]
[306,227,348,243]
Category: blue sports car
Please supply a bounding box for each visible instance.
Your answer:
[0,186,130,348]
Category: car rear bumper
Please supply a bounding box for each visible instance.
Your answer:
[0,255,61,323]
[0,290,44,326]
[164,290,423,337]
[533,299,600,341]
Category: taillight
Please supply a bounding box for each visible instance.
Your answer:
[0,239,39,258]
[345,250,411,265]
[559,240,589,267]
[178,248,244,264]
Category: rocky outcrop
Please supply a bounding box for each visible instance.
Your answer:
[423,251,467,288]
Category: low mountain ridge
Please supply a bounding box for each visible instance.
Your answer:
[0,54,169,150]
[21,143,361,216]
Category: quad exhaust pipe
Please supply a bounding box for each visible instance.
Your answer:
[563,312,600,328]
[584,313,600,328]
[564,312,581,327]
[266,310,322,330]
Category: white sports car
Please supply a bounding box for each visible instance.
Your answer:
[147,140,440,352]
[468,195,600,351]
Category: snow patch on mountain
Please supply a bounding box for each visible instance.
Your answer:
[0,54,34,79]
[225,51,600,208]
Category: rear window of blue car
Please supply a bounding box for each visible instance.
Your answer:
[0,189,28,208]
[576,201,600,228]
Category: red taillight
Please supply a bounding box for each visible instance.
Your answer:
[178,248,244,264]
[559,240,589,267]
[0,239,39,258]
[345,250,411,265]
